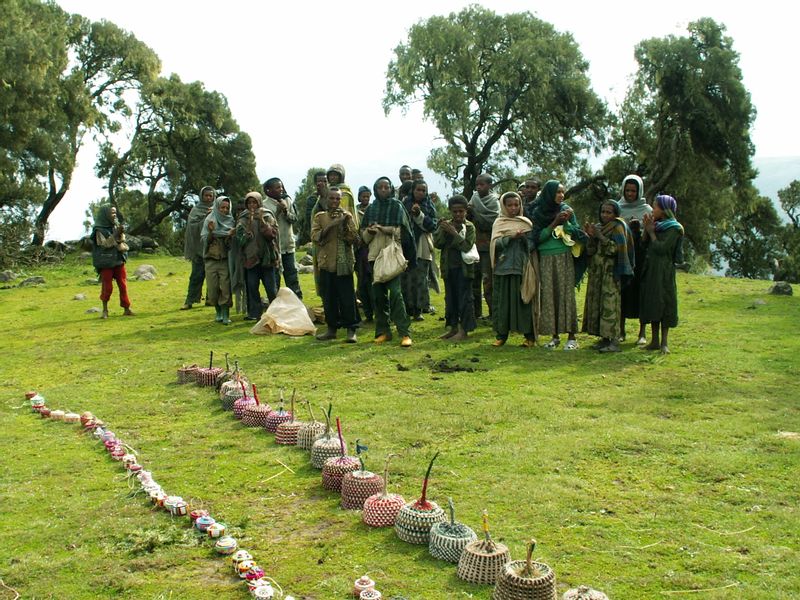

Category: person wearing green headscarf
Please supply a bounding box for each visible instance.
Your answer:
[182,186,216,310]
[91,204,133,319]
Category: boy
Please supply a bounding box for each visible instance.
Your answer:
[467,173,499,319]
[263,177,303,299]
[433,195,477,341]
[355,186,374,321]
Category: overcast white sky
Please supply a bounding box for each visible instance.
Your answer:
[49,0,800,240]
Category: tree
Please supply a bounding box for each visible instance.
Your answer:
[612,18,756,255]
[30,15,160,245]
[96,75,259,237]
[384,5,607,197]
[775,180,800,283]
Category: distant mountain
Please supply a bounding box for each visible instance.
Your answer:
[754,156,800,217]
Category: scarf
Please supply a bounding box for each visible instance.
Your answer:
[618,174,651,222]
[468,190,500,230]
[201,196,235,246]
[489,195,533,267]
[364,176,416,267]
[184,186,216,259]
[598,200,635,283]
[654,194,684,233]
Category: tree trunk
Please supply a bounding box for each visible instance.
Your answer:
[31,166,72,246]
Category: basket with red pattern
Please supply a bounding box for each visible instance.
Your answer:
[321,419,359,491]
[363,454,406,527]
[341,448,384,510]
[264,389,293,433]
[232,381,257,420]
[275,389,305,445]
[241,385,272,427]
[311,404,345,469]
[195,351,224,387]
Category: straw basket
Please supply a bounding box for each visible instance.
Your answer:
[395,502,446,545]
[363,455,405,527]
[311,407,345,468]
[341,470,384,510]
[429,499,477,563]
[297,420,326,450]
[214,353,233,392]
[457,538,510,585]
[322,455,360,491]
[265,406,292,433]
[196,366,223,387]
[241,386,272,427]
[492,540,557,600]
[275,390,303,445]
[178,364,199,384]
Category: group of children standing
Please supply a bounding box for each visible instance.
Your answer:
[90,168,683,354]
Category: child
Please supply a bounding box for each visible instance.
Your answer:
[489,192,536,347]
[361,176,415,347]
[237,191,279,320]
[262,177,302,299]
[202,196,236,324]
[618,175,652,344]
[528,180,586,350]
[355,185,374,322]
[639,195,684,354]
[311,187,360,342]
[401,180,437,321]
[433,195,477,341]
[181,186,215,310]
[581,200,634,352]
[91,204,133,319]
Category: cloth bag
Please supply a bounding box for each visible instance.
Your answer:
[373,240,407,283]
[249,287,316,336]
[461,244,480,264]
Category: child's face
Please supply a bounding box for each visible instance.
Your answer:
[315,175,328,193]
[375,180,391,200]
[202,190,215,204]
[328,172,341,185]
[623,182,639,203]
[450,205,467,224]
[246,197,259,211]
[219,200,230,215]
[267,182,283,199]
[555,185,565,205]
[413,184,427,203]
[600,204,615,224]
[328,191,342,210]
[652,201,665,220]
[503,197,521,217]
[358,191,371,206]
[475,178,491,197]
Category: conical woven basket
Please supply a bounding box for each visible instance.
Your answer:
[492,540,556,600]
[457,539,510,585]
[233,395,256,420]
[196,367,224,387]
[341,470,384,510]
[275,420,304,445]
[178,364,199,384]
[322,456,360,491]
[429,499,477,563]
[363,492,406,527]
[214,354,233,392]
[241,403,272,427]
[220,378,249,411]
[297,421,325,449]
[395,502,447,545]
[265,408,292,433]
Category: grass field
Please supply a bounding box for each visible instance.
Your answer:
[0,252,798,600]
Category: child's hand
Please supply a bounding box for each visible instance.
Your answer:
[208,221,215,232]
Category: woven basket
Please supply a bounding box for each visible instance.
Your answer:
[341,470,384,510]
[196,366,224,387]
[177,364,199,384]
[275,420,304,445]
[458,539,510,585]
[363,492,405,527]
[214,353,233,392]
[265,407,292,433]
[322,456,360,491]
[429,499,477,563]
[233,395,256,420]
[395,501,447,545]
[241,403,273,427]
[492,540,557,600]
[220,377,249,411]
[310,408,346,468]
[297,421,325,449]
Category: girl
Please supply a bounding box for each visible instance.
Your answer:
[618,175,652,344]
[202,196,236,324]
[640,195,684,354]
[401,180,438,321]
[581,200,634,352]
[433,195,477,341]
[489,192,537,347]
[91,204,133,319]
[529,180,586,350]
[361,176,415,347]
[237,192,280,321]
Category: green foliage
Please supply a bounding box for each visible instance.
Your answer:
[775,180,800,282]
[613,18,756,256]
[1,256,799,598]
[293,166,327,245]
[385,5,607,196]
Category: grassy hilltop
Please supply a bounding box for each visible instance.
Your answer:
[0,253,798,599]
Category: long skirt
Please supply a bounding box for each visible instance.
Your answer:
[581,256,621,339]
[444,267,476,333]
[401,258,430,317]
[492,274,534,340]
[538,252,577,336]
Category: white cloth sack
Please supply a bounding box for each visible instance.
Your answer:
[249,287,317,336]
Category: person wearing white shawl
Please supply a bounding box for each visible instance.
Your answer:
[201,196,236,324]
[467,173,500,319]
[489,192,538,347]
[181,186,215,310]
[618,174,651,344]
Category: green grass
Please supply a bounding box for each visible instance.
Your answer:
[0,253,798,599]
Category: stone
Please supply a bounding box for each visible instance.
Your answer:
[73,293,87,301]
[563,586,609,600]
[19,276,45,286]
[298,264,314,274]
[134,264,157,278]
[86,307,101,314]
[0,270,15,282]
[136,272,156,281]
[85,278,100,285]
[769,281,793,296]
[79,252,92,261]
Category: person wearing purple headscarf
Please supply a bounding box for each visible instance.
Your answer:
[640,194,684,354]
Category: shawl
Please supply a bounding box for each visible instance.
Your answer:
[468,190,500,230]
[618,174,651,222]
[654,195,684,233]
[598,200,635,283]
[364,176,416,267]
[94,205,117,229]
[184,186,216,260]
[238,192,279,269]
[489,194,533,268]
[201,196,235,248]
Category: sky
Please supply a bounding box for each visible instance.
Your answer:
[48,0,800,241]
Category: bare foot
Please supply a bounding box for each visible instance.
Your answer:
[123,308,134,316]
[660,345,670,354]
[449,330,468,342]
[100,311,109,319]
[439,328,457,340]
[643,341,660,351]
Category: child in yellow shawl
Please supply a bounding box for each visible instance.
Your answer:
[581,200,635,352]
[489,192,538,347]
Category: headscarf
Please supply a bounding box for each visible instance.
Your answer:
[93,204,118,230]
[654,195,683,232]
[530,180,569,249]
[201,196,235,245]
[490,192,532,267]
[618,174,651,222]
[598,200,635,283]
[184,186,216,260]
[357,185,371,198]
[237,191,280,269]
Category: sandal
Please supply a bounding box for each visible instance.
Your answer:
[563,339,579,351]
